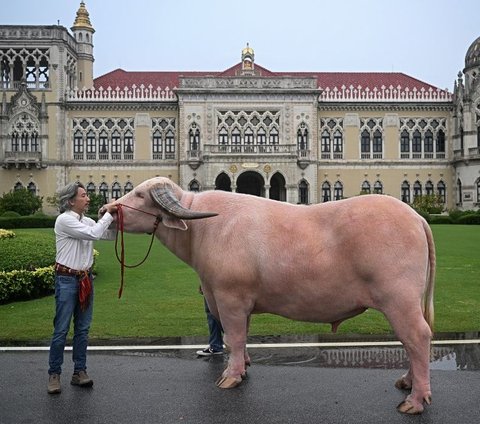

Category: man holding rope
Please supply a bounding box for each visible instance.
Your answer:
[47,182,117,394]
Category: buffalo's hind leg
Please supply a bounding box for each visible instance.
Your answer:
[384,304,432,414]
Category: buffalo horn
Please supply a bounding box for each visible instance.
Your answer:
[150,183,218,220]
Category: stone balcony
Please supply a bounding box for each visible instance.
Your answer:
[2,151,44,169]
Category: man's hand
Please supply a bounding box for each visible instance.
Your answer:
[98,203,118,217]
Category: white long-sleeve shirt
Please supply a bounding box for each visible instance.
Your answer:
[54,210,116,271]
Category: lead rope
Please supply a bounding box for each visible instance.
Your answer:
[114,204,161,298]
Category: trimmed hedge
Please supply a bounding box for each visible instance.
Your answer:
[0,215,56,229]
[457,213,480,225]
[429,214,453,224]
[0,229,56,303]
[0,230,55,271]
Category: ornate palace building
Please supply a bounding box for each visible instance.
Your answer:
[1,2,479,212]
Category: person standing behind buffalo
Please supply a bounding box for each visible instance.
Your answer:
[47,182,117,394]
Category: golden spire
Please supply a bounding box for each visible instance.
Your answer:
[242,43,254,57]
[72,2,94,31]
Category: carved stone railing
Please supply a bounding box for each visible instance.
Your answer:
[203,144,297,155]
[66,85,177,101]
[319,85,452,102]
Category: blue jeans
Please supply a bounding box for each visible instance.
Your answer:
[204,298,223,352]
[48,273,93,375]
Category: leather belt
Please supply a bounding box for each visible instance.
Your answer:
[55,263,90,277]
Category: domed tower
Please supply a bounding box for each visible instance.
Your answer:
[452,35,480,210]
[463,35,480,94]
[241,43,255,75]
[71,2,95,89]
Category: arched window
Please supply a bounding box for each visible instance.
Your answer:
[27,182,36,194]
[436,129,445,155]
[244,127,254,152]
[257,127,266,145]
[425,181,434,196]
[99,182,109,202]
[112,182,121,200]
[189,180,200,192]
[400,130,410,157]
[373,129,382,157]
[298,180,308,204]
[152,129,162,159]
[111,131,121,159]
[361,181,371,194]
[218,127,228,145]
[401,181,410,203]
[322,181,331,202]
[14,182,23,191]
[297,122,308,151]
[86,130,96,160]
[124,130,134,156]
[334,181,343,201]
[412,130,422,156]
[424,130,433,156]
[269,127,279,145]
[413,181,422,200]
[437,181,446,204]
[86,182,96,194]
[321,129,331,158]
[231,127,241,152]
[189,123,200,151]
[374,180,383,194]
[165,129,175,159]
[124,182,133,193]
[361,130,370,157]
[333,130,343,158]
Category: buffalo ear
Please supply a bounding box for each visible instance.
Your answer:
[163,216,188,231]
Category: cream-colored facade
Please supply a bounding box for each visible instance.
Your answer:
[1,3,479,214]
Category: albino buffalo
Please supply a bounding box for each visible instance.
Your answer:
[113,177,435,415]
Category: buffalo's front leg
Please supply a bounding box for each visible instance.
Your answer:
[215,308,249,389]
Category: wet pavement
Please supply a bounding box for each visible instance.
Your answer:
[1,334,479,424]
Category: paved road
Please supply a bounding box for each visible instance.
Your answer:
[0,349,479,424]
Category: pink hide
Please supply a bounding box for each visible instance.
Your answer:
[114,177,435,414]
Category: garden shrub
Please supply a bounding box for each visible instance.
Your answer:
[456,213,480,225]
[0,266,55,303]
[1,211,21,217]
[0,229,16,239]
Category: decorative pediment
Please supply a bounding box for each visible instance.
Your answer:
[9,80,39,117]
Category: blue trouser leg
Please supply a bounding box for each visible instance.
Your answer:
[204,298,223,351]
[48,274,93,375]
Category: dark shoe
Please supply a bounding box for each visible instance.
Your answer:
[47,374,61,394]
[196,347,223,357]
[71,370,93,387]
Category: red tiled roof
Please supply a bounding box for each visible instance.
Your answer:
[94,64,443,92]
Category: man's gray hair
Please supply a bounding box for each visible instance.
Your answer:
[58,182,85,213]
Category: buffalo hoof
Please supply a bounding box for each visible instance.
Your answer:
[397,399,423,415]
[394,376,412,390]
[216,375,242,389]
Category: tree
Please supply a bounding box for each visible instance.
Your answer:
[412,194,444,214]
[0,189,43,216]
[87,192,106,215]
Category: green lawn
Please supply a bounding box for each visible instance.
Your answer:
[0,225,479,344]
